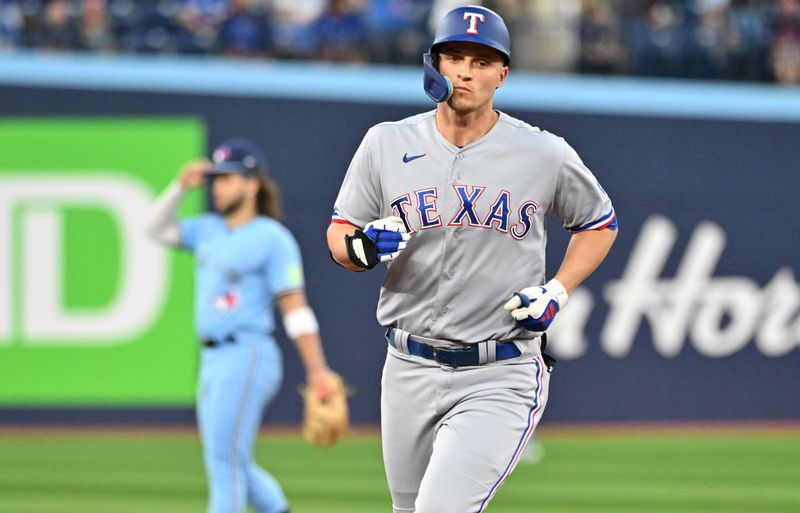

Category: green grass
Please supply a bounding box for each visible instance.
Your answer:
[0,428,798,513]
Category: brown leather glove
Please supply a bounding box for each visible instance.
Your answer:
[301,372,349,447]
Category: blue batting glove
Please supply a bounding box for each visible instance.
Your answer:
[363,217,411,263]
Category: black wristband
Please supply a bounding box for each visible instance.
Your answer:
[344,229,379,269]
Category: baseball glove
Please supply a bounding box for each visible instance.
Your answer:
[301,372,349,447]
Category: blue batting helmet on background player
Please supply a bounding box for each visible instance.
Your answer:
[423,5,511,103]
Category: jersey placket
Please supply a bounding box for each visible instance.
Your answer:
[429,149,466,338]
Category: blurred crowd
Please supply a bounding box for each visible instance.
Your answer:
[1,0,799,84]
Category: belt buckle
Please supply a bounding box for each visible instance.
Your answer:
[432,347,460,368]
[433,347,470,369]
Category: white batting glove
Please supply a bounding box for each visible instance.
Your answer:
[345,216,410,269]
[503,279,569,332]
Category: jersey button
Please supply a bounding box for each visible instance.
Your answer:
[456,153,464,160]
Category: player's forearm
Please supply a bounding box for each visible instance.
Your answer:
[147,180,184,246]
[292,333,330,378]
[553,228,618,293]
[278,292,330,377]
[326,222,365,271]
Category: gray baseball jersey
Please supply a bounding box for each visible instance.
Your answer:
[332,110,616,513]
[332,110,616,343]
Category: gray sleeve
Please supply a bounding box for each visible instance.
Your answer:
[549,140,617,232]
[146,180,183,246]
[331,128,383,228]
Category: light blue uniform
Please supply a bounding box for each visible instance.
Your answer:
[180,213,304,513]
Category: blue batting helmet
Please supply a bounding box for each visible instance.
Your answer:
[423,5,511,103]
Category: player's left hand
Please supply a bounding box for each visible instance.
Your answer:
[503,278,569,332]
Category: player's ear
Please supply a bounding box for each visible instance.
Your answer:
[496,66,508,89]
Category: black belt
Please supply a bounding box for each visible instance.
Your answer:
[386,329,522,368]
[201,334,235,348]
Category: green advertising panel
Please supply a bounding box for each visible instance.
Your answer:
[0,118,206,405]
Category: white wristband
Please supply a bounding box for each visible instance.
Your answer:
[545,278,569,308]
[282,306,319,339]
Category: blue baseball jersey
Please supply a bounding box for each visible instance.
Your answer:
[179,214,305,342]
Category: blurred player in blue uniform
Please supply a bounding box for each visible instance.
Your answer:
[148,138,337,513]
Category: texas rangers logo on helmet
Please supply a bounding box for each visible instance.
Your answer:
[463,12,485,34]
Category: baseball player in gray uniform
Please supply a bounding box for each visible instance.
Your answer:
[327,6,618,513]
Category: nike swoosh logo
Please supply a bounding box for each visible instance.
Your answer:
[402,153,426,163]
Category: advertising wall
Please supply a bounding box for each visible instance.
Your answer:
[0,118,204,405]
[1,54,798,423]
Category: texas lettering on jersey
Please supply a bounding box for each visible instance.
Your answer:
[389,185,539,240]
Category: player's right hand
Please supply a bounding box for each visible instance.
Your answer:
[178,159,211,189]
[365,217,411,262]
[503,279,569,333]
[345,216,410,269]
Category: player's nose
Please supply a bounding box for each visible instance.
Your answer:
[455,61,472,79]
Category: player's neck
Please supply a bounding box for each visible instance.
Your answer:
[435,105,499,147]
[224,204,258,229]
